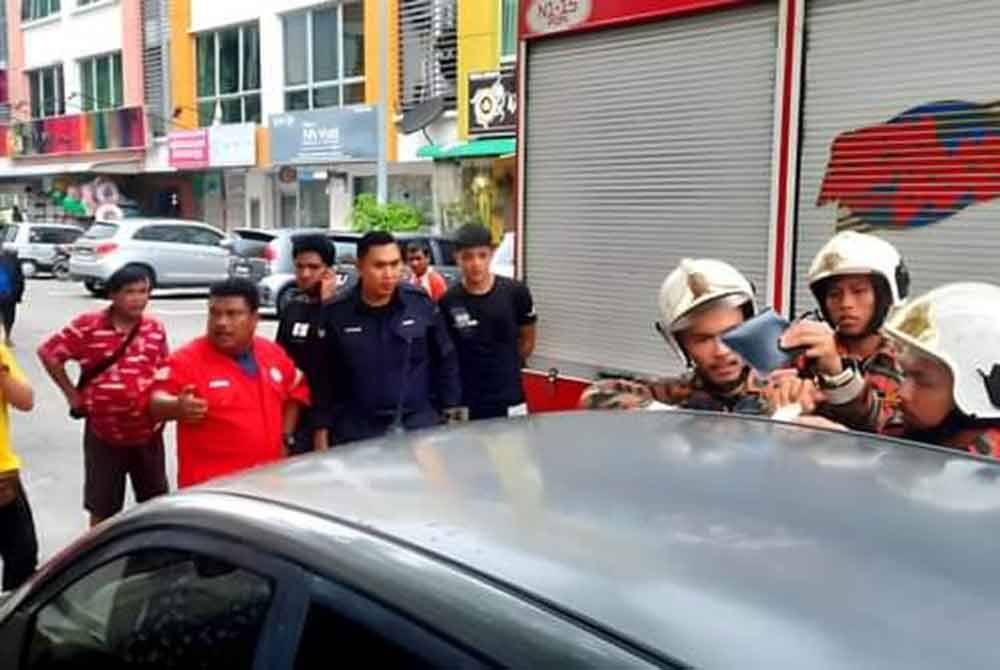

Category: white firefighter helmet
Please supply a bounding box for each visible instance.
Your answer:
[656,258,756,364]
[885,282,1000,420]
[807,231,910,330]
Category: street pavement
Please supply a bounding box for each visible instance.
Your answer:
[9,277,278,561]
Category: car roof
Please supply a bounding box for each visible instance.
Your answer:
[98,218,216,229]
[191,411,1000,668]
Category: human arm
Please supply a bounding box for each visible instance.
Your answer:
[514,282,538,361]
[37,318,88,411]
[0,350,33,411]
[149,386,209,423]
[429,306,462,411]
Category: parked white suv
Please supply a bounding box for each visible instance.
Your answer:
[70,218,230,296]
[2,222,85,277]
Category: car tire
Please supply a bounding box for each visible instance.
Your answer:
[52,261,71,281]
[276,285,296,318]
[84,280,106,298]
[20,260,37,278]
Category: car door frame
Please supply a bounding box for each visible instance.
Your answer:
[179,224,228,284]
[0,528,308,670]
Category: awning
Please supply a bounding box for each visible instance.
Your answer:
[417,138,516,160]
[0,158,143,178]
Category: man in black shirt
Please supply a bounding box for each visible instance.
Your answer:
[275,234,337,454]
[440,224,537,420]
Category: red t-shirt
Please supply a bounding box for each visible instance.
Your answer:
[152,337,310,488]
[38,309,169,446]
[410,269,448,302]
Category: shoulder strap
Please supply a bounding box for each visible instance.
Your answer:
[77,321,142,391]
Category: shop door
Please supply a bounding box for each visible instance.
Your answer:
[523,3,779,378]
[280,194,298,229]
[793,0,1000,314]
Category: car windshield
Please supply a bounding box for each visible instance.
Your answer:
[3,225,18,242]
[82,223,119,240]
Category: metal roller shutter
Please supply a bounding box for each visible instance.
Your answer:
[794,0,1000,314]
[524,3,778,378]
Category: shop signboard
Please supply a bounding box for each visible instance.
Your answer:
[211,123,257,167]
[168,129,209,169]
[269,106,378,164]
[469,70,517,138]
[521,0,746,38]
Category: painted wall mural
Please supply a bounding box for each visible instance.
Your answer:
[818,100,1000,232]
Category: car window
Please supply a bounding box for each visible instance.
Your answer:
[32,227,72,245]
[56,228,83,244]
[82,223,119,241]
[436,239,457,266]
[182,226,224,247]
[236,231,276,243]
[132,225,173,243]
[330,239,358,265]
[3,225,18,243]
[25,548,274,669]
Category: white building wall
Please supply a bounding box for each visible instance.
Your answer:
[22,1,123,116]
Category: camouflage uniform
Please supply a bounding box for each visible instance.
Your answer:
[814,335,906,437]
[579,368,771,415]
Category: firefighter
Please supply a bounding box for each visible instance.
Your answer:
[776,231,909,434]
[580,258,770,413]
[883,282,1000,458]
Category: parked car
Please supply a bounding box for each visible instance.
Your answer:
[240,231,457,317]
[224,228,279,259]
[1,411,999,667]
[1,222,85,277]
[70,218,229,296]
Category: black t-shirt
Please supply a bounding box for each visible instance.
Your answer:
[440,276,537,409]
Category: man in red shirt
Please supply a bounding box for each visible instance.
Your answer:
[406,242,448,302]
[150,279,310,488]
[39,266,169,527]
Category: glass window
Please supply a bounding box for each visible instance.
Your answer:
[22,0,60,22]
[3,225,18,243]
[28,65,65,119]
[25,549,273,669]
[500,0,517,60]
[196,23,261,127]
[183,227,223,246]
[283,3,366,111]
[132,225,170,242]
[79,52,122,112]
[82,223,117,240]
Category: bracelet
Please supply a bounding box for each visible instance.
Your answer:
[819,367,854,389]
[823,371,866,406]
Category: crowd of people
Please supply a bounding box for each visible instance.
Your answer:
[0,222,997,592]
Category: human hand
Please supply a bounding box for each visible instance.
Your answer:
[793,415,848,431]
[780,321,842,376]
[177,385,209,423]
[320,268,338,303]
[766,369,826,415]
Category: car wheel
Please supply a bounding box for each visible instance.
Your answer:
[276,286,296,318]
[84,280,107,298]
[52,261,71,281]
[20,260,37,278]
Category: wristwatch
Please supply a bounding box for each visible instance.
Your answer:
[818,360,865,405]
[283,433,297,451]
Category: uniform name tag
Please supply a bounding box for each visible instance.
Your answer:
[209,379,231,389]
[292,322,310,338]
[344,326,363,334]
[402,319,416,327]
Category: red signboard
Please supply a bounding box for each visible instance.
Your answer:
[521,0,752,39]
[167,129,210,169]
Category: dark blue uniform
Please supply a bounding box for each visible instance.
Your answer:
[314,282,461,444]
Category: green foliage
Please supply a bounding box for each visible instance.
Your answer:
[350,193,425,232]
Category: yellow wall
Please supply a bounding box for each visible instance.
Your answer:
[458,0,501,141]
[169,0,198,132]
[365,0,399,161]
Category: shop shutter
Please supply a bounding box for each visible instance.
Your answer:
[224,172,247,231]
[398,0,457,113]
[794,0,1000,315]
[523,3,778,378]
[142,0,170,137]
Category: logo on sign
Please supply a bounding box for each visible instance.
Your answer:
[526,0,592,34]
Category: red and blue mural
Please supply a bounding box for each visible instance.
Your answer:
[7,106,146,158]
[818,100,1000,231]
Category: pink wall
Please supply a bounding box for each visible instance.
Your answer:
[6,0,27,121]
[121,0,144,107]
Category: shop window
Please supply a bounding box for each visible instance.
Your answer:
[398,0,456,114]
[196,23,261,126]
[21,0,59,22]
[499,0,517,61]
[283,3,365,112]
[27,65,65,119]
[79,52,123,112]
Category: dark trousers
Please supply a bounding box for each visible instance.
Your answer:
[0,483,39,590]
[0,300,15,339]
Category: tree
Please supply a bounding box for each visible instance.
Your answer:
[349,194,425,232]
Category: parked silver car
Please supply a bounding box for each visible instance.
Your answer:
[1,222,85,277]
[1,411,998,667]
[70,218,230,295]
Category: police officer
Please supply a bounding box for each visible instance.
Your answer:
[275,234,338,454]
[884,282,1000,457]
[777,231,910,434]
[315,231,462,444]
[580,258,770,414]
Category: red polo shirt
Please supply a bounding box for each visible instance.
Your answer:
[152,336,310,488]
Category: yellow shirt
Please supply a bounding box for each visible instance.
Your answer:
[0,344,25,473]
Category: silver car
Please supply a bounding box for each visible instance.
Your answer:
[70,218,230,296]
[1,222,84,277]
[1,411,998,667]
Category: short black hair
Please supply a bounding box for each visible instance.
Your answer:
[405,241,430,257]
[209,278,260,312]
[292,234,336,266]
[357,231,399,260]
[453,224,493,251]
[107,265,152,294]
